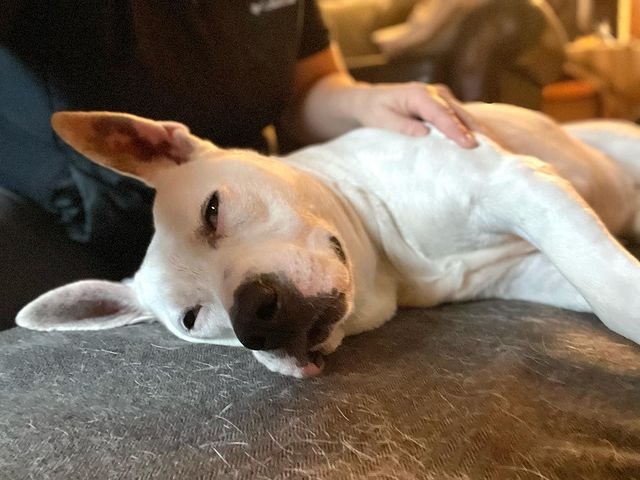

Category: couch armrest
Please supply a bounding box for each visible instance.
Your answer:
[443,0,565,103]
[347,53,438,84]
[346,0,566,107]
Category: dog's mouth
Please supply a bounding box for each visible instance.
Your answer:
[268,291,349,377]
[300,350,326,377]
[229,271,352,377]
[306,291,347,346]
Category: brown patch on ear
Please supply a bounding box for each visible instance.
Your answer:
[92,116,190,165]
[51,111,194,181]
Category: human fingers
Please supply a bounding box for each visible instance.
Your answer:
[431,84,485,136]
[378,110,431,137]
[415,84,478,148]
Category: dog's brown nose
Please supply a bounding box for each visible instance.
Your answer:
[230,274,307,351]
[230,274,346,353]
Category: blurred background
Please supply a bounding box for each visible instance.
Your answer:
[318,0,640,123]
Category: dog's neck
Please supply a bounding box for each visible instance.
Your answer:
[282,149,400,337]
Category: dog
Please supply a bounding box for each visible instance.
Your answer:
[15,103,640,378]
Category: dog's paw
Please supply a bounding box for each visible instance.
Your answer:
[252,350,324,378]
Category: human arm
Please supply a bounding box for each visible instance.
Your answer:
[279,43,479,148]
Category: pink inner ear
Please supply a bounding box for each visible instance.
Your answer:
[70,297,131,320]
[92,116,193,165]
[15,279,147,331]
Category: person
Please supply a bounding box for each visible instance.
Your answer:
[0,0,477,326]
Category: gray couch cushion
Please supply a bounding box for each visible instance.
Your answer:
[2,300,640,479]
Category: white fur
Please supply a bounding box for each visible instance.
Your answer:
[17,104,640,378]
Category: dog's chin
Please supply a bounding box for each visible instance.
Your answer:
[251,321,347,378]
[252,349,325,378]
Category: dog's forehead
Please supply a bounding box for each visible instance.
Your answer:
[155,150,297,202]
[151,150,309,232]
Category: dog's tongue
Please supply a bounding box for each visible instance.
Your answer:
[301,352,325,377]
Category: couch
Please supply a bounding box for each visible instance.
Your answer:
[319,0,568,109]
[3,288,640,478]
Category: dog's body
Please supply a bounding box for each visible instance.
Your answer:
[16,103,640,378]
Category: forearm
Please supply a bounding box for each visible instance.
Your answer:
[293,72,372,142]
[278,45,477,149]
[278,44,372,146]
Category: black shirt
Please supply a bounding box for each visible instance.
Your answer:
[0,1,329,262]
[3,0,330,150]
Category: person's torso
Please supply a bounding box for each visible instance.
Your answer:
[6,0,313,150]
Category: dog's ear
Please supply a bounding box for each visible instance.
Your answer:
[15,280,154,331]
[51,111,195,186]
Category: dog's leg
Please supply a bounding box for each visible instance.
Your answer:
[481,155,640,344]
[565,120,640,240]
[481,252,591,312]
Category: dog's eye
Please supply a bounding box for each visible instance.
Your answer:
[203,191,219,231]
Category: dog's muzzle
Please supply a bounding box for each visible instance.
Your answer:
[229,273,346,360]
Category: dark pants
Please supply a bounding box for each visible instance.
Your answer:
[0,47,152,329]
[0,188,141,330]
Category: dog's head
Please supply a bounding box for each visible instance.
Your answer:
[16,112,354,377]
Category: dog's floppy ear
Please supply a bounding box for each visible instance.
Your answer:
[51,111,195,186]
[16,280,154,331]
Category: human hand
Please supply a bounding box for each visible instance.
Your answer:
[353,82,479,148]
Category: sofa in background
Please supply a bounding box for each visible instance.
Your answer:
[319,0,568,109]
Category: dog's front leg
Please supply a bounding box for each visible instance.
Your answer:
[481,155,640,344]
[481,251,592,312]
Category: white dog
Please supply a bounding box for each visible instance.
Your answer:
[16,104,640,378]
